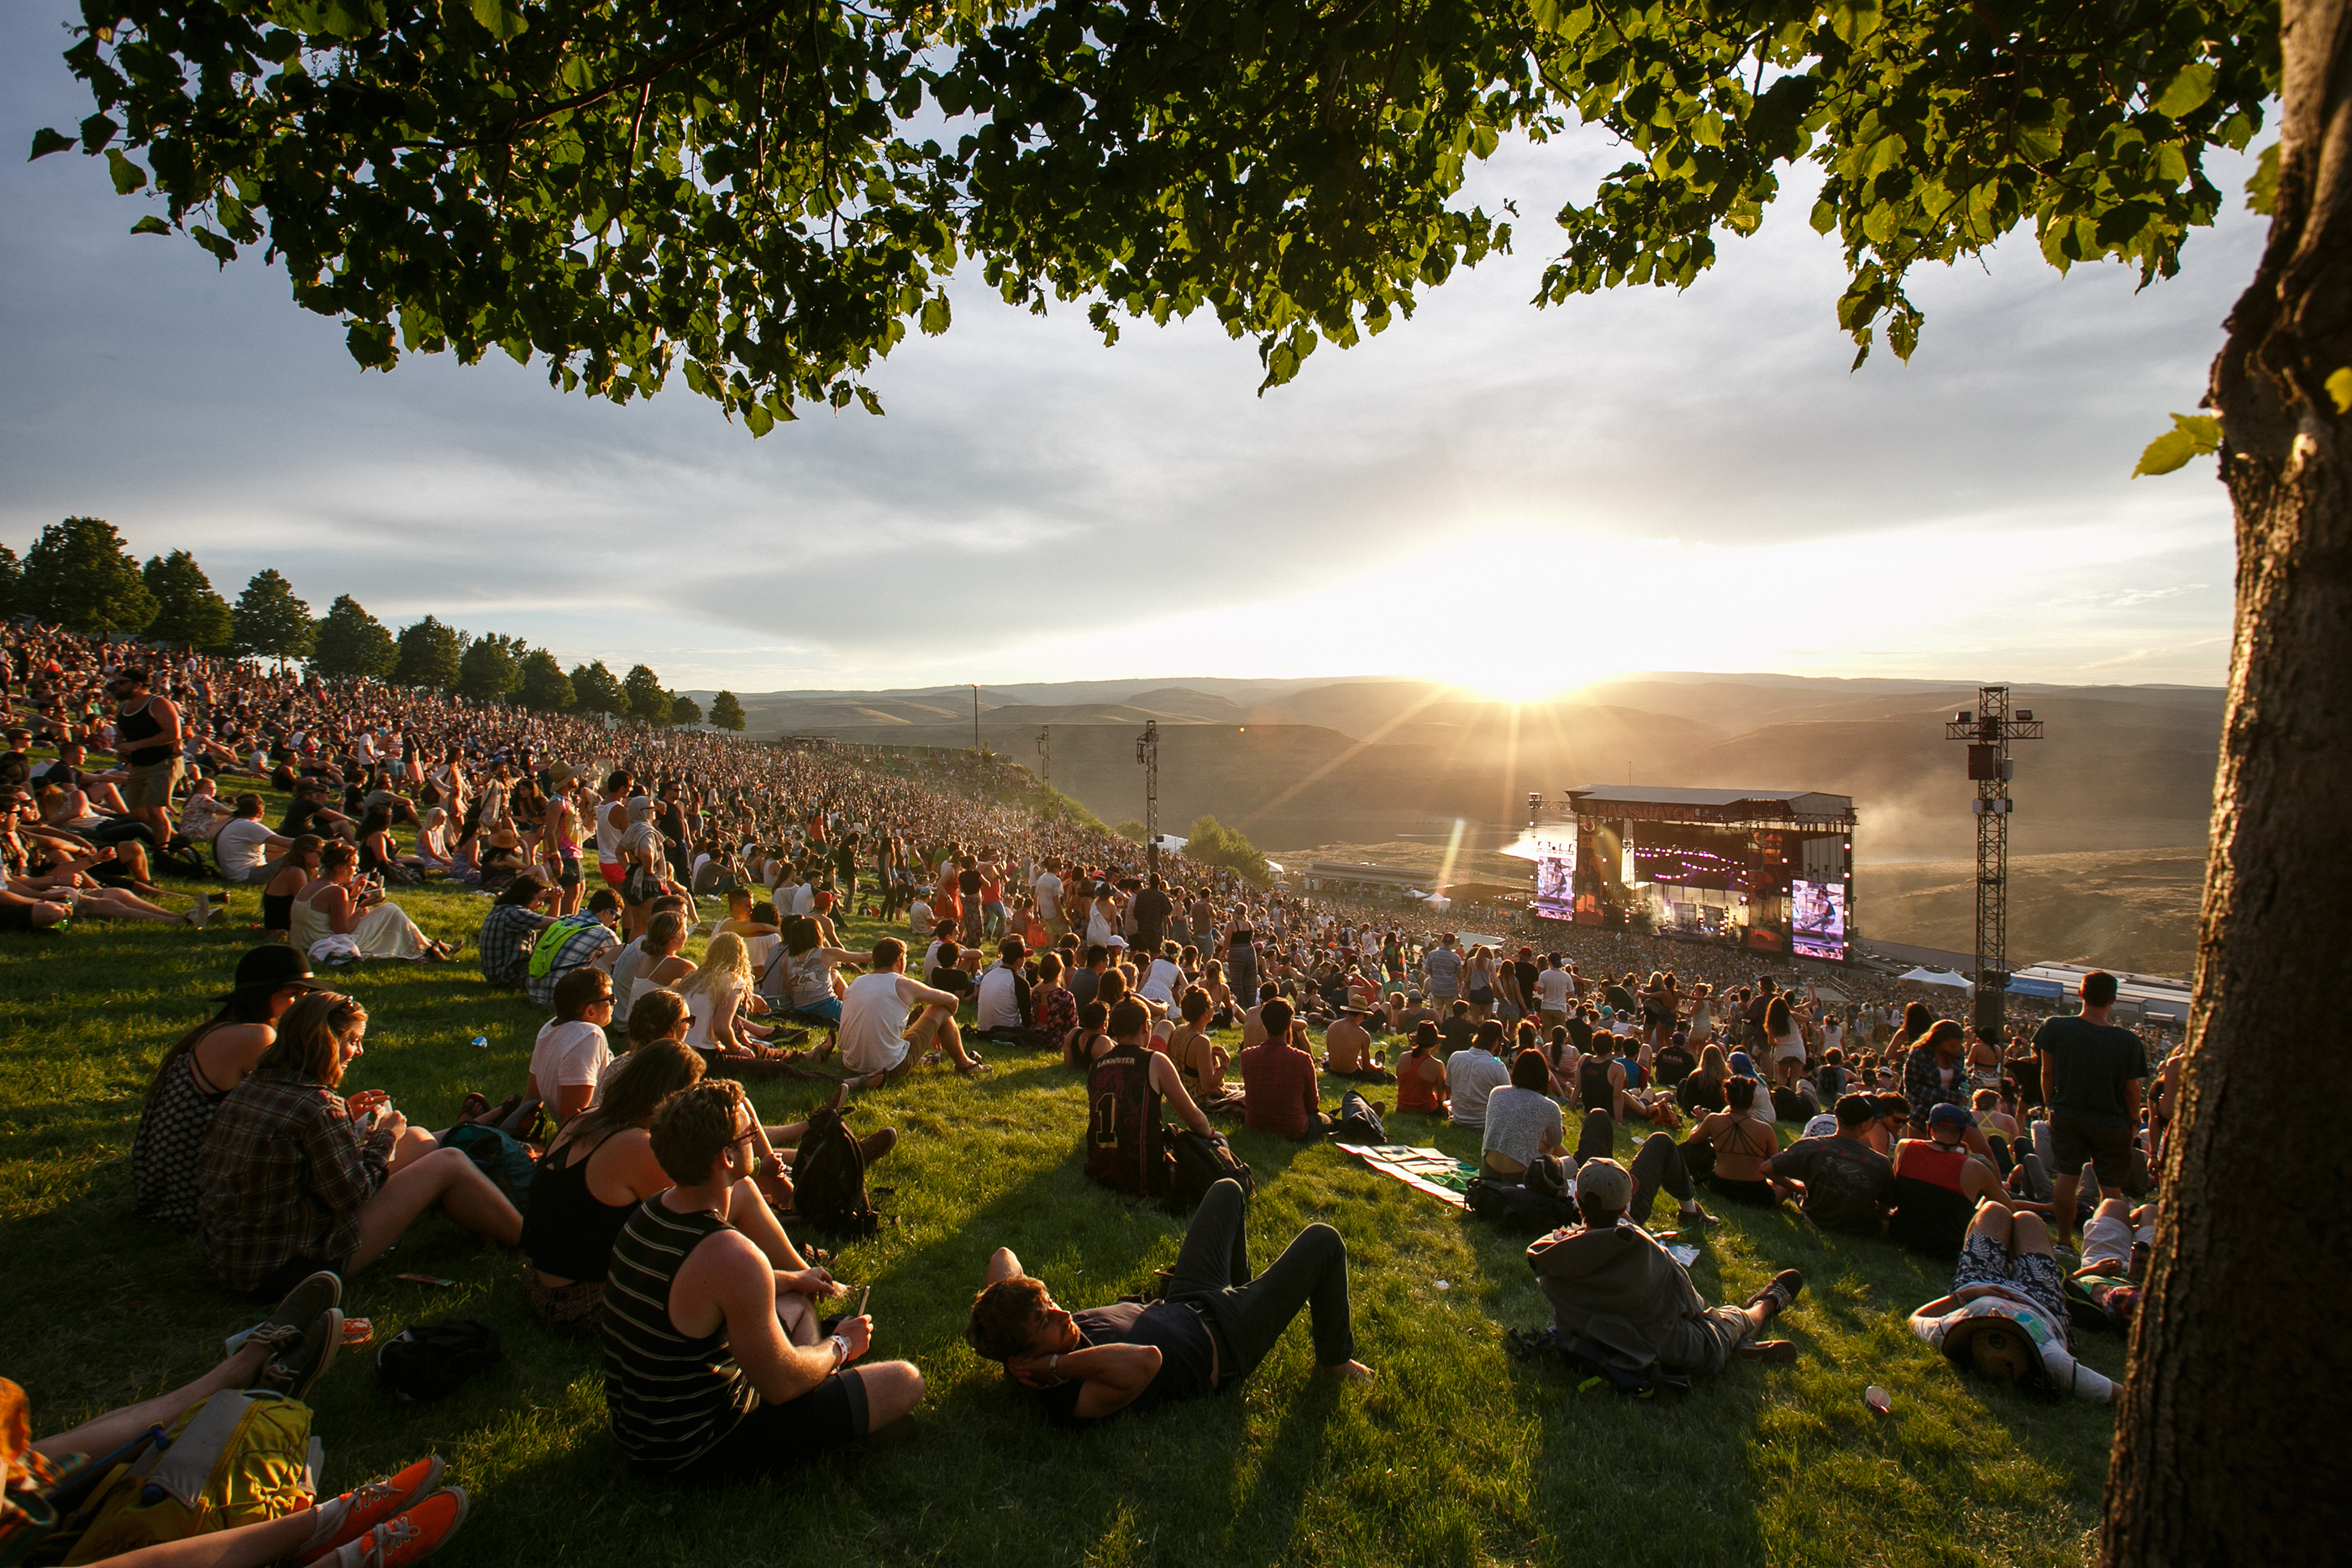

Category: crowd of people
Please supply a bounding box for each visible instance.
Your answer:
[2,620,2167,1566]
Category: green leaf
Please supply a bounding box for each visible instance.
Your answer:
[2132,412,2222,477]
[469,0,528,42]
[2246,143,2279,216]
[2152,64,2216,120]
[28,127,73,161]
[104,149,146,194]
[129,215,170,235]
[2327,368,2352,416]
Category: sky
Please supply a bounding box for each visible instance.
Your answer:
[1,7,2261,700]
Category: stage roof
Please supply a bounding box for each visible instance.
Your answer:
[1564,784,1856,827]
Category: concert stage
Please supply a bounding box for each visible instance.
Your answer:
[1525,785,1858,959]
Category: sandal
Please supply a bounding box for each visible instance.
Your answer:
[457,1093,490,1121]
[1735,1340,1798,1365]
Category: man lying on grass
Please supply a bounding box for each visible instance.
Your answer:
[1509,1156,1805,1377]
[965,1177,1372,1425]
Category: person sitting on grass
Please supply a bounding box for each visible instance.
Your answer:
[1886,1102,2022,1258]
[477,872,557,988]
[196,991,522,1297]
[1690,1078,1782,1208]
[213,790,295,887]
[1444,1020,1510,1130]
[679,931,781,1067]
[132,947,318,1231]
[1394,1021,1448,1118]
[1164,986,1243,1116]
[1509,1156,1803,1376]
[1084,999,1217,1198]
[1240,997,1328,1141]
[758,915,864,1031]
[4,1281,470,1568]
[974,935,1049,1047]
[291,841,449,961]
[1480,1049,1569,1185]
[1320,1005,1393,1083]
[602,1080,925,1480]
[1761,1093,1895,1235]
[528,966,617,1126]
[1030,949,1079,1046]
[834,936,986,1086]
[522,888,623,1008]
[1908,1201,2116,1402]
[616,906,696,1024]
[967,1177,1372,1424]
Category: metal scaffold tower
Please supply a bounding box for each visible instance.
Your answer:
[1947,686,2045,1037]
[1136,720,1159,876]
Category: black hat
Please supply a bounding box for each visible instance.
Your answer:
[220,945,317,1001]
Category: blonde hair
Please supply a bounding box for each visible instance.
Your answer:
[680,931,752,1002]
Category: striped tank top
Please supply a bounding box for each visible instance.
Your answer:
[601,1197,758,1471]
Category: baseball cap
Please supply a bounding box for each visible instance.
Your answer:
[218,946,317,1002]
[1927,1103,1976,1130]
[1572,1156,1632,1211]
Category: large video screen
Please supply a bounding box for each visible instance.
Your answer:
[1534,855,1574,920]
[1790,878,1848,961]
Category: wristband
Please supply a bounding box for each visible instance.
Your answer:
[829,1333,849,1369]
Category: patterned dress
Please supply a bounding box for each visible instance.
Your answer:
[130,1046,228,1231]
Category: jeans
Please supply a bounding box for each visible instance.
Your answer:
[1164,1178,1354,1382]
[1576,1110,1695,1223]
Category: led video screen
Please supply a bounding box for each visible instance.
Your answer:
[1790,878,1848,961]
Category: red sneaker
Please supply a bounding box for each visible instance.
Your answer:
[327,1482,468,1568]
[300,1457,444,1565]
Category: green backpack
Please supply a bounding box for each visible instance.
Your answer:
[527,914,599,980]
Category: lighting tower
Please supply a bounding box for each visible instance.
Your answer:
[1036,726,1052,790]
[1136,720,1159,875]
[1946,686,2045,1037]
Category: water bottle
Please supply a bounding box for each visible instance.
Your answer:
[470,1035,489,1050]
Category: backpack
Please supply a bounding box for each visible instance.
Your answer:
[1770,1085,1812,1123]
[528,915,600,980]
[1504,1326,1694,1398]
[1327,1089,1386,1146]
[790,1106,886,1238]
[1168,1128,1253,1211]
[442,1124,539,1214]
[54,1391,317,1565]
[1464,1177,1579,1232]
[376,1320,504,1403]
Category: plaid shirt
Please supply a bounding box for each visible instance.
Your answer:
[196,1067,392,1291]
[1903,1044,1971,1120]
[480,901,553,986]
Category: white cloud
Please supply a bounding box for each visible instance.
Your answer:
[0,3,2256,692]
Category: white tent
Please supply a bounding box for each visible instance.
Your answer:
[1898,967,1973,991]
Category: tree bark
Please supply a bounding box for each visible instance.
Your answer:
[2102,0,2352,1560]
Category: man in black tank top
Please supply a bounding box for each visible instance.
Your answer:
[602,1083,927,1479]
[966,1177,1372,1424]
[108,666,184,848]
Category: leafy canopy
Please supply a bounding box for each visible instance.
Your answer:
[394,613,467,691]
[232,568,315,663]
[310,591,397,679]
[518,646,576,711]
[24,518,156,635]
[143,550,234,650]
[37,0,2280,426]
[459,632,526,702]
[710,690,747,731]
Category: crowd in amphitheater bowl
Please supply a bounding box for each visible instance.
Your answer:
[3,619,2173,1566]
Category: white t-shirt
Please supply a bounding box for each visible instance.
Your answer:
[1141,957,1184,1008]
[216,818,276,879]
[609,937,650,1025]
[1032,872,1063,920]
[530,1019,610,1098]
[789,882,816,916]
[975,964,1025,1031]
[908,898,933,932]
[1535,969,1572,1012]
[838,970,928,1073]
[1446,1049,1509,1127]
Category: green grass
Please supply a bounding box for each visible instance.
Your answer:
[0,782,2122,1567]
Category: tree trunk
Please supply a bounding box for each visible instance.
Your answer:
[2101,1,2352,1560]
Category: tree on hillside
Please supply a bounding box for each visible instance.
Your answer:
[1184,815,1272,886]
[710,691,746,732]
[141,550,233,651]
[667,693,702,728]
[393,616,466,694]
[23,518,155,635]
[0,546,20,616]
[1115,820,1147,843]
[570,659,622,717]
[518,648,575,713]
[308,593,396,681]
[457,634,523,705]
[230,569,313,669]
[622,664,669,726]
[44,7,2350,1551]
